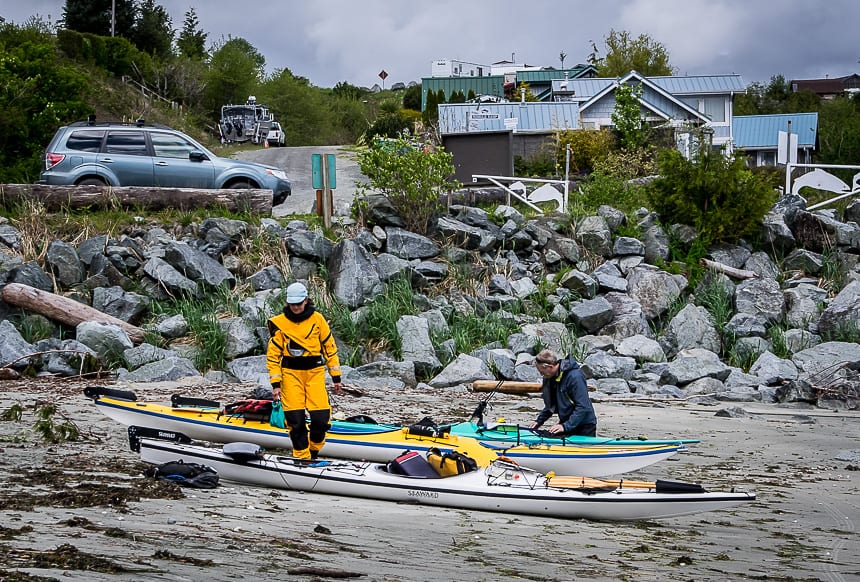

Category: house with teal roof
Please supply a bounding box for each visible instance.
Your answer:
[732,113,818,167]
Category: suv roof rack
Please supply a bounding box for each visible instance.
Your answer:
[69,118,171,130]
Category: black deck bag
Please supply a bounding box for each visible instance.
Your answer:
[144,460,219,488]
[387,450,440,478]
[406,416,451,438]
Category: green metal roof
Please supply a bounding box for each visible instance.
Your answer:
[516,65,596,84]
[421,76,506,110]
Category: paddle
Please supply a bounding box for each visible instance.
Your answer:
[547,475,658,490]
[469,380,503,426]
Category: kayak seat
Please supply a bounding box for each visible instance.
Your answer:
[386,450,440,478]
[223,442,265,463]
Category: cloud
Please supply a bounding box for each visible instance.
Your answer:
[4,0,859,88]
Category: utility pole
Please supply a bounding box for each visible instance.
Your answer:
[111,0,115,36]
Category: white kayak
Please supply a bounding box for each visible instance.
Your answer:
[131,428,756,522]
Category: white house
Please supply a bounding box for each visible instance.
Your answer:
[431,59,491,78]
[554,71,746,154]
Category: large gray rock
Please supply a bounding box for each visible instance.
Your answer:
[570,296,614,333]
[7,261,53,292]
[661,348,731,386]
[792,341,860,381]
[428,354,494,389]
[659,304,721,358]
[164,241,235,289]
[92,286,150,324]
[397,315,441,377]
[575,215,612,257]
[220,317,259,359]
[120,357,201,382]
[76,321,133,362]
[345,360,417,389]
[817,280,860,337]
[142,257,199,297]
[626,266,685,320]
[45,240,84,288]
[327,239,384,309]
[749,351,798,385]
[385,227,440,259]
[735,278,785,323]
[0,320,34,369]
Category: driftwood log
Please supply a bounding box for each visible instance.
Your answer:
[1,282,146,344]
[700,257,759,280]
[472,380,542,393]
[472,380,596,393]
[0,184,273,214]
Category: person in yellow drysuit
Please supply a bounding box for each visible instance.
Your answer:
[266,282,342,459]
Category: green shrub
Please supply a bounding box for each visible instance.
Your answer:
[513,154,556,178]
[356,135,459,235]
[554,129,615,174]
[570,171,647,218]
[647,149,778,244]
[593,147,657,180]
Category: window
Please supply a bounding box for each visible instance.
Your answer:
[66,130,105,152]
[151,132,197,159]
[702,97,725,122]
[105,131,148,155]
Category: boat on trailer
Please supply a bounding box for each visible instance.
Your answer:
[130,427,755,522]
[86,387,684,477]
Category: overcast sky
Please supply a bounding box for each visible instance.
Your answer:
[3,0,858,89]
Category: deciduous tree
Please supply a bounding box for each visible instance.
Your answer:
[204,36,265,114]
[590,29,674,77]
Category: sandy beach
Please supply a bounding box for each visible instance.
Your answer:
[0,377,857,582]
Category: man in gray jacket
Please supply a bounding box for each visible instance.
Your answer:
[529,349,597,436]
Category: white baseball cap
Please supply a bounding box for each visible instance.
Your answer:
[286,282,308,304]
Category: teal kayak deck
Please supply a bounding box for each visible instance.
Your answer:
[450,422,698,447]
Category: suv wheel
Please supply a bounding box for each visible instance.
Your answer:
[78,178,106,186]
[227,180,253,189]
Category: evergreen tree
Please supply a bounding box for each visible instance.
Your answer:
[131,0,173,60]
[515,81,538,101]
[402,83,421,111]
[62,0,136,37]
[423,87,438,124]
[612,83,648,150]
[177,7,208,61]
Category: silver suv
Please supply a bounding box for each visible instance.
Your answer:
[38,119,291,205]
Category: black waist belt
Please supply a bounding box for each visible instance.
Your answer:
[281,355,324,370]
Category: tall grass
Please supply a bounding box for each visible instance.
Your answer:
[695,274,735,335]
[448,309,520,355]
[148,285,238,372]
[316,275,418,361]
